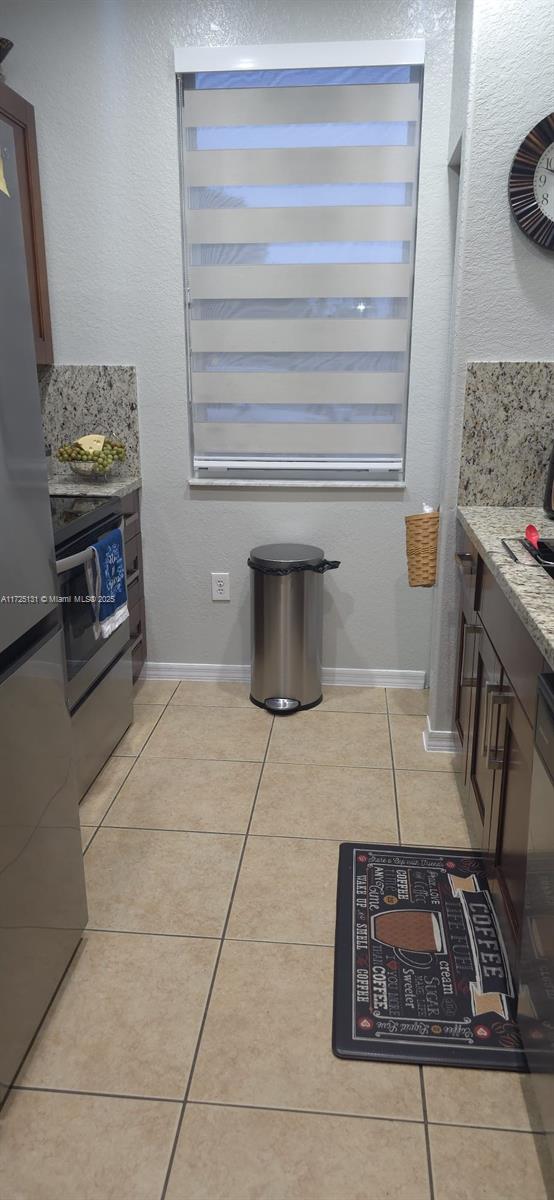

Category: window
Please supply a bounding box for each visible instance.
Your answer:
[176,42,424,482]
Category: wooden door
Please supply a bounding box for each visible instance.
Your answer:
[0,82,52,363]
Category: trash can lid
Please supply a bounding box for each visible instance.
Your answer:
[249,542,324,569]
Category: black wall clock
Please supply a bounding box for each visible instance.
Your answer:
[508,113,554,250]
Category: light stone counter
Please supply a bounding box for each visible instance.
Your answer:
[48,475,141,499]
[458,506,554,670]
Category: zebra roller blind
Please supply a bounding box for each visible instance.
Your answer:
[178,52,424,478]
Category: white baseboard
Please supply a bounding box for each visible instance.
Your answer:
[423,715,460,754]
[144,662,250,683]
[322,667,425,688]
[142,661,427,689]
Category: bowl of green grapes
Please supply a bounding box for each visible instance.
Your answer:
[57,435,126,479]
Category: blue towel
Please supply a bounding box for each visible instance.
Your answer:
[91,527,129,639]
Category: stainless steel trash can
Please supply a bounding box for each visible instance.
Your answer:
[248,543,339,714]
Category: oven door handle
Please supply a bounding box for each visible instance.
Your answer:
[56,546,95,575]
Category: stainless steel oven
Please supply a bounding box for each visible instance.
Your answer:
[51,496,133,798]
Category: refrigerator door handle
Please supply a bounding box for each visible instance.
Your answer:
[55,546,95,575]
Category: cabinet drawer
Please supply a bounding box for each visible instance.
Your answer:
[125,533,143,611]
[478,565,543,724]
[128,598,145,648]
[125,533,142,582]
[455,523,479,619]
[127,573,141,611]
[122,490,141,543]
[129,598,146,683]
[124,511,140,542]
[132,641,146,683]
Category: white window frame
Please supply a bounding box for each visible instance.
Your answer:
[175,40,425,489]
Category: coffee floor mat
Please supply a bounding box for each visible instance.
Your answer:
[333,843,527,1070]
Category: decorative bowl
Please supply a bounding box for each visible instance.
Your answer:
[56,434,126,480]
[68,460,120,480]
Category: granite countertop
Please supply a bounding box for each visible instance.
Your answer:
[48,474,141,499]
[457,506,554,670]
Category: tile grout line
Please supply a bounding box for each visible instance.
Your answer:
[82,769,134,856]
[111,754,454,775]
[390,697,432,1198]
[6,939,84,1106]
[82,928,334,948]
[190,1099,426,1125]
[140,701,423,720]
[87,824,457,849]
[8,1082,546,1137]
[83,928,222,941]
[111,753,271,764]
[83,687,177,854]
[91,825,249,840]
[188,1099,548,1136]
[112,754,409,769]
[159,715,275,1200]
[90,825,395,845]
[11,1084,181,1105]
[225,935,334,948]
[419,1066,435,1200]
[163,691,388,716]
[135,679,180,705]
[392,697,433,1189]
[385,691,402,845]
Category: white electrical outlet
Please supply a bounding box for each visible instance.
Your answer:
[211,571,230,601]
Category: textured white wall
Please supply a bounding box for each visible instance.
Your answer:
[3,0,455,670]
[429,0,554,731]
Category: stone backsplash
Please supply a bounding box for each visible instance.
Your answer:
[40,365,140,476]
[458,361,554,506]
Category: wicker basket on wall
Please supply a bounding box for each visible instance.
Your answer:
[404,511,440,587]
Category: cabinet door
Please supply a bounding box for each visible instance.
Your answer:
[0,83,52,363]
[455,525,479,621]
[488,689,534,961]
[454,610,481,788]
[469,624,502,844]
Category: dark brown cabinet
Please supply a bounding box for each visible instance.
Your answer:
[454,614,476,765]
[488,688,534,963]
[0,82,53,363]
[453,530,480,814]
[469,624,502,840]
[455,524,541,975]
[121,490,147,683]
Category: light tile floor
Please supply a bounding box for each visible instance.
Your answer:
[1,685,548,1200]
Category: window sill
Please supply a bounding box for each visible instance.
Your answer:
[188,477,406,490]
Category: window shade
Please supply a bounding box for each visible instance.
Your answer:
[179,63,423,477]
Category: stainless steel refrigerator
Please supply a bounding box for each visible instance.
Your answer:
[0,119,87,1105]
